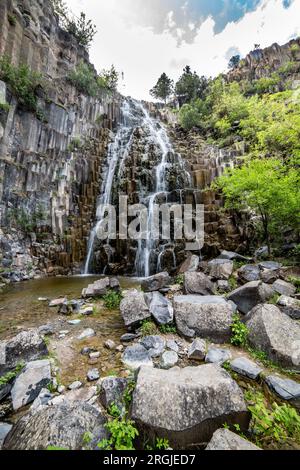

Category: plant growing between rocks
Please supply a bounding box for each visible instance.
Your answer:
[230,315,249,347]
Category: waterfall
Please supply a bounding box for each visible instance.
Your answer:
[83,98,190,276]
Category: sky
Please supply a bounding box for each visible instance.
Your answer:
[65,0,300,100]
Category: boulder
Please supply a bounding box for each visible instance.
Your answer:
[206,429,261,450]
[68,381,82,391]
[121,344,153,370]
[140,336,166,358]
[230,357,263,380]
[207,259,233,280]
[184,272,214,295]
[260,269,279,284]
[0,329,48,375]
[272,279,296,297]
[30,388,53,410]
[205,348,232,365]
[166,340,179,353]
[237,265,260,283]
[141,272,171,292]
[215,280,231,293]
[160,351,179,369]
[131,364,249,448]
[174,295,234,342]
[3,402,108,450]
[0,423,13,449]
[254,246,268,259]
[218,251,250,262]
[259,261,282,271]
[50,387,97,406]
[277,295,300,319]
[49,298,67,308]
[246,304,300,370]
[120,290,150,328]
[265,375,300,408]
[99,376,129,411]
[188,339,206,361]
[145,291,173,325]
[82,277,119,298]
[11,360,51,410]
[120,333,140,343]
[228,281,274,315]
[178,255,199,273]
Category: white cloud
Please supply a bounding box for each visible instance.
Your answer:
[65,0,300,100]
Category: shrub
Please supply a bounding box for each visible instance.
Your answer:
[140,320,158,336]
[0,102,10,113]
[68,61,98,96]
[103,291,122,310]
[159,323,177,334]
[7,13,17,26]
[0,363,24,386]
[97,418,139,450]
[230,314,249,347]
[66,13,97,49]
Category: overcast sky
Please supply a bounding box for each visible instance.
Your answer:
[65,0,300,100]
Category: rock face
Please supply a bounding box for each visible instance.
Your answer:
[174,295,234,342]
[0,330,48,375]
[228,281,274,314]
[3,402,108,450]
[11,360,51,410]
[141,273,171,292]
[120,290,150,328]
[206,429,261,450]
[184,272,214,295]
[246,304,300,370]
[145,292,174,325]
[131,364,249,448]
[277,295,300,319]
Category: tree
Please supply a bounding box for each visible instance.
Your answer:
[175,66,208,105]
[228,55,241,70]
[98,66,119,93]
[150,73,173,104]
[214,158,300,254]
[67,13,97,49]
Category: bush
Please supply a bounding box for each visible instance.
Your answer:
[97,418,139,450]
[66,13,97,49]
[0,102,10,113]
[68,61,98,96]
[103,291,122,310]
[230,314,249,347]
[140,320,158,336]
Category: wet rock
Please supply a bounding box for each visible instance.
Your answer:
[99,376,129,411]
[87,369,100,382]
[3,402,108,450]
[272,279,296,297]
[174,295,234,342]
[109,278,121,291]
[277,295,300,319]
[145,291,173,325]
[238,265,260,283]
[178,255,199,273]
[140,336,166,358]
[120,289,150,328]
[166,340,179,353]
[188,339,206,361]
[207,259,233,280]
[184,272,214,295]
[0,422,13,449]
[228,281,274,315]
[121,344,153,370]
[246,304,300,370]
[206,429,261,450]
[141,272,171,292]
[11,360,51,410]
[77,328,95,340]
[160,351,178,369]
[265,375,300,408]
[230,357,263,380]
[131,364,249,448]
[0,384,11,403]
[68,381,82,391]
[0,329,48,375]
[49,298,67,308]
[205,348,232,365]
[218,251,250,262]
[120,333,140,343]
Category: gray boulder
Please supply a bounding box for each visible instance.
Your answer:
[141,272,171,292]
[87,369,100,382]
[3,402,108,450]
[228,281,274,315]
[277,295,300,319]
[120,289,150,328]
[230,357,263,380]
[246,304,300,370]
[160,351,179,369]
[218,251,250,262]
[205,348,232,365]
[140,336,166,358]
[82,277,119,298]
[265,375,300,408]
[11,360,51,410]
[145,291,173,325]
[188,339,206,361]
[121,344,153,370]
[178,255,199,273]
[99,376,129,411]
[174,295,234,342]
[206,428,261,450]
[238,265,260,283]
[131,364,249,448]
[272,279,296,297]
[259,261,282,271]
[0,329,48,375]
[207,259,233,280]
[184,272,214,295]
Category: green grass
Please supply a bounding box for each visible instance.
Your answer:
[0,362,24,386]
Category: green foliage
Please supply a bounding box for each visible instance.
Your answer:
[108,402,122,418]
[245,389,300,446]
[159,323,177,334]
[97,66,119,94]
[0,102,10,112]
[7,13,17,26]
[150,73,174,104]
[8,205,47,234]
[0,363,24,386]
[228,276,238,290]
[228,55,241,69]
[175,66,209,105]
[252,74,281,95]
[66,13,97,49]
[123,380,136,408]
[287,276,300,293]
[97,418,139,450]
[268,293,281,305]
[68,137,82,152]
[68,61,98,96]
[230,314,249,347]
[174,274,184,285]
[47,446,69,450]
[0,56,44,112]
[140,319,158,336]
[103,290,122,310]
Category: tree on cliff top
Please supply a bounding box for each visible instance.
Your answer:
[150,73,174,104]
[228,55,241,69]
[175,66,209,105]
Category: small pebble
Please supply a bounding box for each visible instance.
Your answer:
[68,381,82,390]
[87,369,100,382]
[105,340,116,350]
[89,351,101,359]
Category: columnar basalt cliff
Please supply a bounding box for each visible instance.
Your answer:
[0,0,122,279]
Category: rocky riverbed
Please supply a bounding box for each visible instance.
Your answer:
[0,252,300,450]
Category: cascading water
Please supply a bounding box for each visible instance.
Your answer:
[83,98,191,276]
